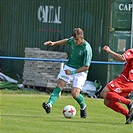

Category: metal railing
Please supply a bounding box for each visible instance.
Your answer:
[0,56,125,65]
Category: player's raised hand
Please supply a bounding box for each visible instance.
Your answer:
[102,45,111,53]
[44,41,54,46]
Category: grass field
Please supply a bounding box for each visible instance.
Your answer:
[1,90,133,133]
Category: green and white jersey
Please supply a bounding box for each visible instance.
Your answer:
[66,37,92,73]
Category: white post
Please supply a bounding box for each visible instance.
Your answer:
[131,0,133,48]
[59,62,64,98]
[60,62,64,72]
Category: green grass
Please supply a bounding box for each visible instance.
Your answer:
[1,90,133,133]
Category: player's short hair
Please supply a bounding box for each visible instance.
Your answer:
[72,28,84,37]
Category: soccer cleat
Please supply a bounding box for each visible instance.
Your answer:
[42,102,51,114]
[125,116,130,123]
[80,106,87,118]
[125,112,133,124]
[127,101,133,114]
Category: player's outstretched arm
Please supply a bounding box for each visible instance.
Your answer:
[102,45,125,62]
[44,39,68,46]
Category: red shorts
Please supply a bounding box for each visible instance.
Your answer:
[107,75,133,97]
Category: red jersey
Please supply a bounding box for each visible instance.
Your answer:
[121,49,133,81]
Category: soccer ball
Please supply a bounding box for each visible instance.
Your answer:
[63,105,76,118]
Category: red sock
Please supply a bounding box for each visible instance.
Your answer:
[107,101,129,116]
[106,92,131,105]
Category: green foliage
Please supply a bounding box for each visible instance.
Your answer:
[0,81,18,90]
[1,90,133,133]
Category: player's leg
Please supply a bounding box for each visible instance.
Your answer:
[49,79,66,105]
[101,86,133,110]
[104,98,129,116]
[42,79,66,113]
[71,88,86,109]
[104,99,133,124]
[72,73,87,118]
[106,91,133,114]
[101,76,133,111]
[101,86,133,124]
[72,88,87,118]
[42,65,72,114]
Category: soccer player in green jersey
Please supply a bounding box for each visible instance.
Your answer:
[42,28,92,118]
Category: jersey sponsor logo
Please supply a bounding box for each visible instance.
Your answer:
[72,46,74,50]
[79,50,83,55]
[114,88,122,93]
[110,84,115,88]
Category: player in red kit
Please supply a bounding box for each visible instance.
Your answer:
[100,46,133,124]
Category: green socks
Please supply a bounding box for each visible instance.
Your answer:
[47,87,85,109]
[48,86,61,106]
[74,94,86,109]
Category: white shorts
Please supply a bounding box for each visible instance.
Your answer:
[57,65,87,90]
